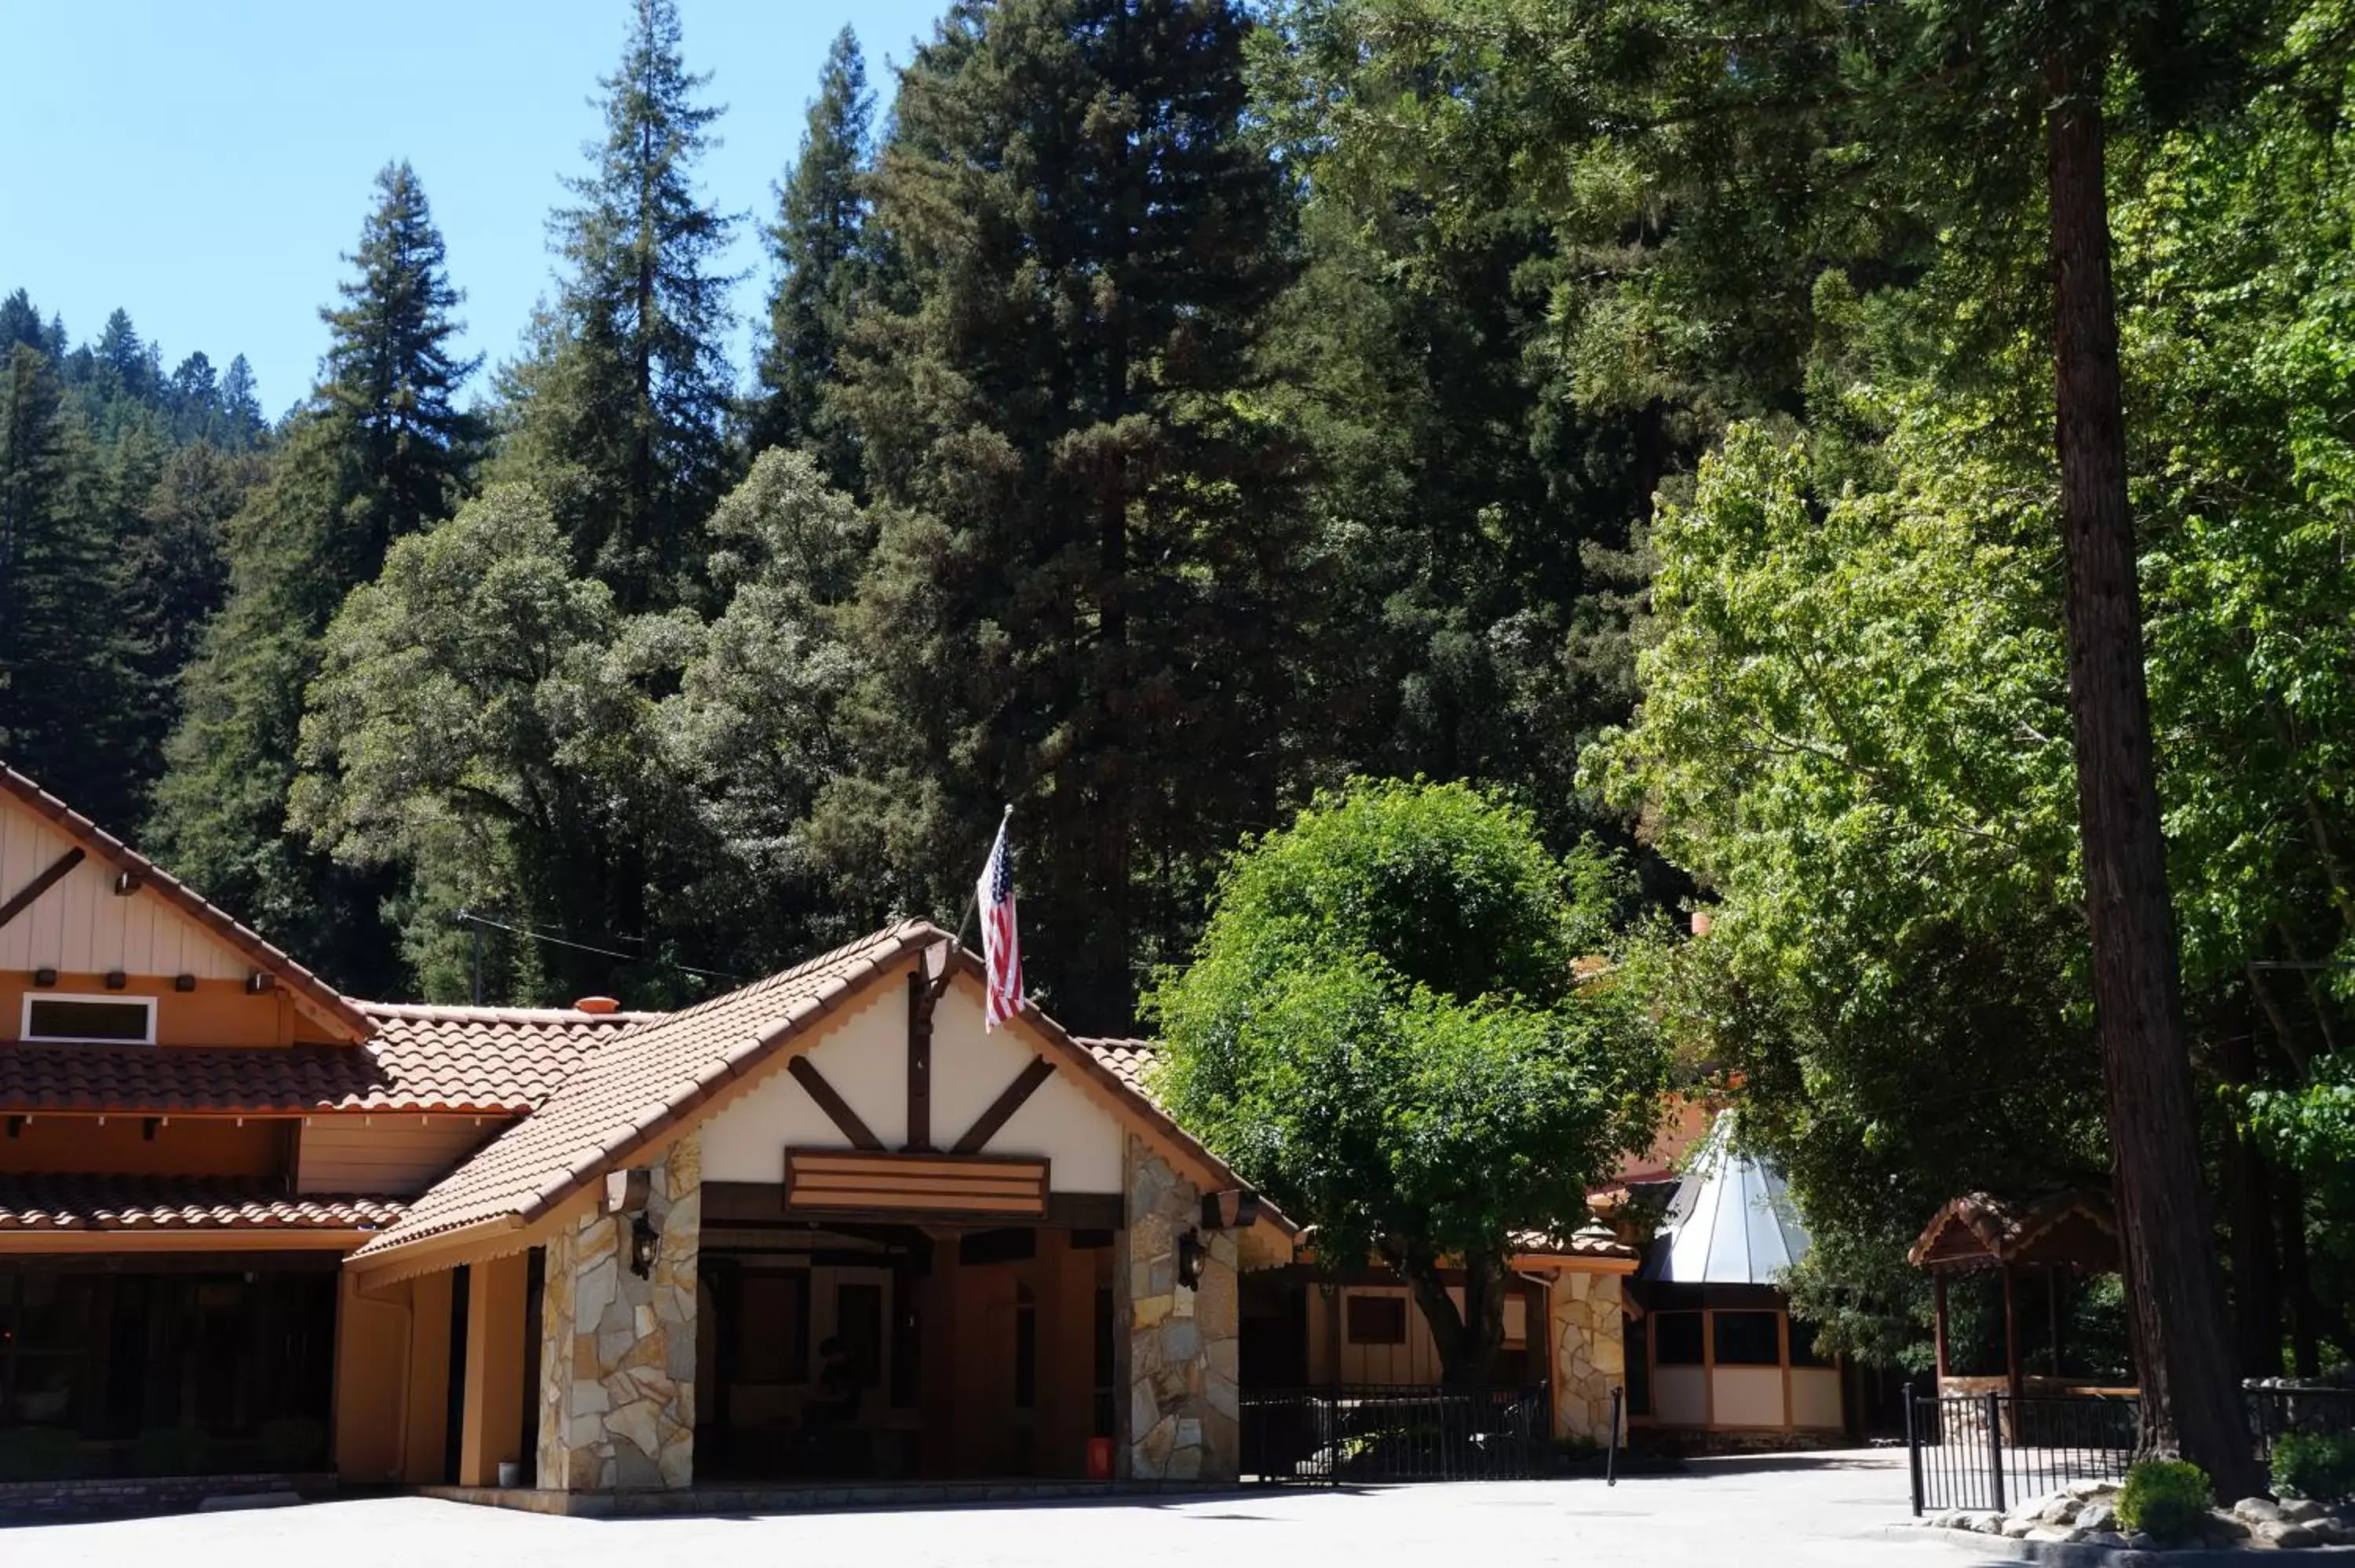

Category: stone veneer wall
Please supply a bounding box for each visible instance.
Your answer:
[535,1132,702,1490]
[1548,1270,1627,1444]
[1117,1136,1240,1482]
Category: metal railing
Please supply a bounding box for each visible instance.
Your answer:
[1904,1384,2355,1514]
[1240,1383,1552,1485]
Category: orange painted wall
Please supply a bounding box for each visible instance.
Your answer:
[0,1114,290,1177]
[401,1269,455,1484]
[0,972,343,1048]
[458,1253,529,1486]
[336,1271,417,1483]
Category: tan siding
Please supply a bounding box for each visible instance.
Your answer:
[297,1117,505,1196]
[0,801,246,979]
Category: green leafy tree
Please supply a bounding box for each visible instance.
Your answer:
[498,0,737,612]
[292,483,702,1005]
[823,0,1315,1026]
[748,26,874,485]
[1151,779,1666,1384]
[661,448,876,970]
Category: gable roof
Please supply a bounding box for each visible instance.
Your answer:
[352,921,1285,1266]
[0,1002,644,1116]
[0,763,371,1040]
[351,922,940,1259]
[1908,1189,2117,1273]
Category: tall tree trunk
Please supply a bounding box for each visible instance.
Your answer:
[2043,56,2255,1492]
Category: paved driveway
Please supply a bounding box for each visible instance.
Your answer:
[2,1449,2016,1568]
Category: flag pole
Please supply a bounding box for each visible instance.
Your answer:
[931,803,1013,998]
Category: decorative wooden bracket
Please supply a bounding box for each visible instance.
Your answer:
[907,970,936,1152]
[785,1057,883,1151]
[1199,1188,1263,1231]
[0,848,84,933]
[951,1057,1055,1155]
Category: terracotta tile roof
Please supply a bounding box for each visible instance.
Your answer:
[0,1175,404,1232]
[356,924,1293,1263]
[1510,1225,1642,1263]
[0,764,371,1039]
[0,1004,643,1116]
[1075,1037,1161,1105]
[351,922,940,1258]
[353,1002,656,1112]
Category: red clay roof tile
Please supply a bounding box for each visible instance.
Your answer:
[0,1175,404,1231]
[0,1003,644,1116]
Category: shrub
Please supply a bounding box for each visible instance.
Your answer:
[2116,1458,2214,1541]
[2273,1432,2355,1505]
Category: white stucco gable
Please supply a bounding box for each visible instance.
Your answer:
[696,968,1125,1194]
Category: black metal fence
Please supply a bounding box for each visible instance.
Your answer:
[1905,1384,2355,1514]
[1240,1384,1552,1485]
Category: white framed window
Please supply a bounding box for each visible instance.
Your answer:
[20,993,155,1045]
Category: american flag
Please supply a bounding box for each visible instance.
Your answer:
[976,817,1024,1030]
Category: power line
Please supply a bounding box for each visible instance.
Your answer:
[452,908,743,984]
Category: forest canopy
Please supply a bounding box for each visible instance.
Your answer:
[2,0,2350,1384]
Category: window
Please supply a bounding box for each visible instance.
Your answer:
[1652,1310,1705,1366]
[20,994,155,1045]
[1712,1310,1783,1367]
[1345,1293,1409,1345]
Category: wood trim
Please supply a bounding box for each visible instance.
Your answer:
[785,1057,882,1151]
[783,1147,1049,1220]
[951,1056,1055,1155]
[0,847,85,932]
[0,1229,373,1256]
[907,972,935,1153]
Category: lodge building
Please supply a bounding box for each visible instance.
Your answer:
[0,762,1697,1507]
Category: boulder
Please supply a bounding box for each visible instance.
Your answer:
[2207,1512,2253,1540]
[2067,1477,2120,1501]
[2076,1501,2116,1532]
[2254,1521,2320,1549]
[2124,1533,2160,1551]
[2001,1517,2037,1539]
[1963,1512,2006,1534]
[2280,1498,2325,1523]
[2040,1497,2084,1526]
[2233,1496,2286,1524]
[2024,1527,2073,1543]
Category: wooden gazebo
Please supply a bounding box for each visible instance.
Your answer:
[1908,1190,2126,1399]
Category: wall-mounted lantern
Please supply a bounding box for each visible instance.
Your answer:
[1177,1228,1206,1291]
[605,1168,658,1279]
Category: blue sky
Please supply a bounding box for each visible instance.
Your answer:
[0,1,949,416]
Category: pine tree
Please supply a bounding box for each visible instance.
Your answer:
[314,160,485,596]
[823,0,1310,1026]
[149,166,478,991]
[0,292,42,353]
[499,0,737,612]
[218,356,265,447]
[0,344,146,824]
[749,26,872,485]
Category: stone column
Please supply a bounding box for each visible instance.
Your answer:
[535,1132,702,1490]
[1547,1269,1627,1445]
[1117,1136,1240,1482]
